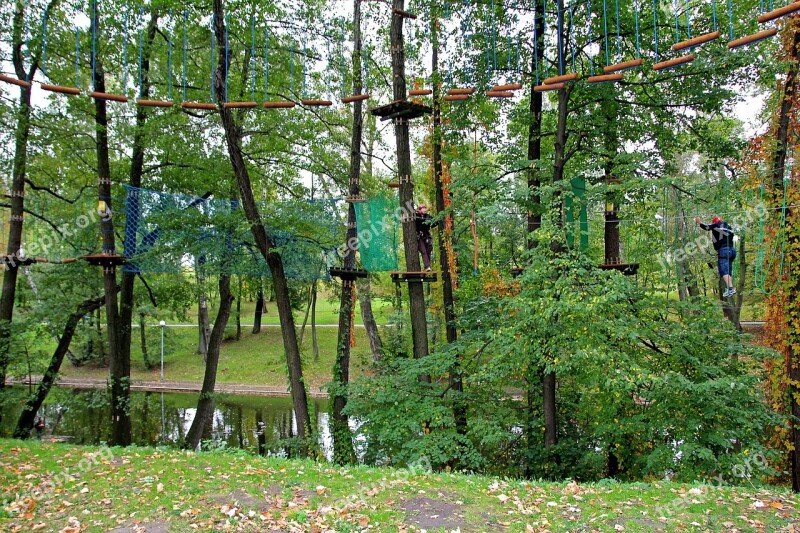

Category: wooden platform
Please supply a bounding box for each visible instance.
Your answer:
[598,262,639,276]
[370,100,432,121]
[510,267,525,277]
[390,271,438,283]
[80,254,126,267]
[329,267,369,280]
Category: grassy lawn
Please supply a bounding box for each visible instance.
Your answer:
[1,439,796,532]
[59,325,377,388]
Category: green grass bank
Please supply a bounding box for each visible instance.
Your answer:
[0,439,796,532]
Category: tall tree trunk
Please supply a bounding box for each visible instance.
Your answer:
[252,286,264,334]
[140,312,151,369]
[0,1,43,392]
[545,10,570,463]
[390,0,429,365]
[357,278,383,362]
[119,10,159,423]
[184,274,234,450]
[91,6,129,446]
[430,8,464,435]
[331,0,364,464]
[13,294,106,438]
[772,23,800,492]
[524,0,546,478]
[211,0,311,441]
[311,282,319,361]
[197,261,211,358]
[235,276,242,341]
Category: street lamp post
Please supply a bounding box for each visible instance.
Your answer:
[159,320,166,382]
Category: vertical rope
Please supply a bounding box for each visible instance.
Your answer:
[183,10,187,102]
[123,7,129,93]
[224,15,229,103]
[603,0,609,65]
[75,22,80,89]
[265,24,270,99]
[516,34,521,77]
[211,12,215,102]
[615,0,621,62]
[727,0,734,39]
[712,0,718,31]
[167,11,173,101]
[41,10,48,77]
[340,22,346,96]
[491,0,497,73]
[302,39,307,98]
[289,43,294,95]
[634,0,641,57]
[138,7,143,98]
[507,31,512,70]
[251,14,256,102]
[534,9,540,84]
[558,0,564,74]
[24,9,30,80]
[326,37,331,98]
[674,0,680,43]
[91,0,97,91]
[588,0,594,74]
[363,45,369,93]
[570,0,575,72]
[653,0,659,63]
[685,0,691,38]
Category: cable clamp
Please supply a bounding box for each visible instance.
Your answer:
[399,174,413,184]
[99,177,112,185]
[9,190,24,198]
[10,215,23,222]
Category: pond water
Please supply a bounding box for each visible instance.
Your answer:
[0,387,340,458]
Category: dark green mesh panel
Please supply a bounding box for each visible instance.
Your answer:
[354,193,398,271]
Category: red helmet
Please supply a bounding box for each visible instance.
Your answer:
[712,216,722,224]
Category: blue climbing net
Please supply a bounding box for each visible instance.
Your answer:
[122,186,343,279]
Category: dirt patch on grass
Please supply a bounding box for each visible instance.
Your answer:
[208,488,272,512]
[401,496,471,530]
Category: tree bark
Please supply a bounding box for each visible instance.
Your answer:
[252,286,264,334]
[390,0,429,365]
[184,274,234,450]
[211,0,311,440]
[772,24,800,492]
[13,294,106,439]
[331,0,365,464]
[119,10,159,421]
[0,0,43,392]
[140,312,151,369]
[430,8,464,435]
[91,6,129,446]
[524,0,546,478]
[235,276,242,341]
[197,261,211,358]
[357,278,383,362]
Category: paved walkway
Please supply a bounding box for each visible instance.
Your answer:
[7,376,330,398]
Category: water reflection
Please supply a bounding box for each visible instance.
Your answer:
[1,388,339,459]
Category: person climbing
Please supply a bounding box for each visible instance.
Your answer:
[33,417,45,440]
[415,204,434,271]
[695,215,737,297]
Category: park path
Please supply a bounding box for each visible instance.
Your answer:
[7,376,330,398]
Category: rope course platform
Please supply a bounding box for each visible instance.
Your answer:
[80,254,126,267]
[390,271,438,283]
[598,262,639,276]
[329,267,369,280]
[370,100,432,121]
[510,267,524,277]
